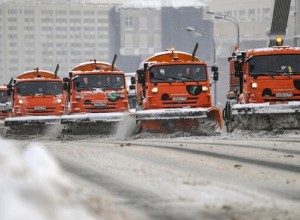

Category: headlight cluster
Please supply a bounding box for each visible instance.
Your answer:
[251,82,258,89]
[151,87,158,93]
[202,86,208,92]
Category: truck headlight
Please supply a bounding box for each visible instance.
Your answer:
[202,86,208,92]
[251,82,258,89]
[56,98,62,103]
[18,100,23,104]
[151,87,158,94]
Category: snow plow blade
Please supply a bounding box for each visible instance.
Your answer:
[61,112,133,135]
[223,101,300,132]
[136,107,222,135]
[4,115,61,135]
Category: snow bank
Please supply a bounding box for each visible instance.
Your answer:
[0,139,96,220]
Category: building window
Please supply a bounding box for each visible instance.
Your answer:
[224,11,232,17]
[55,10,66,16]
[70,10,81,16]
[41,10,53,15]
[41,18,53,23]
[125,17,133,29]
[8,9,17,15]
[24,9,34,15]
[8,17,17,22]
[248,9,255,21]
[83,10,95,16]
[239,10,246,21]
[263,8,271,20]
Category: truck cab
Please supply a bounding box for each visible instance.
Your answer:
[8,69,67,117]
[66,61,129,114]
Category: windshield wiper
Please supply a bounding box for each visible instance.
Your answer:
[151,76,167,81]
[180,75,200,83]
[267,70,292,78]
[76,86,95,91]
[254,72,275,79]
[280,72,292,78]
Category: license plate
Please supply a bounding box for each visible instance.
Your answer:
[172,97,187,101]
[275,93,293,98]
[94,101,107,107]
[34,106,46,111]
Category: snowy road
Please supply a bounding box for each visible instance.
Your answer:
[19,133,299,220]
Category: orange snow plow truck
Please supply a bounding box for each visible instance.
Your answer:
[131,44,222,135]
[223,37,300,132]
[0,85,11,120]
[61,56,131,134]
[4,66,67,135]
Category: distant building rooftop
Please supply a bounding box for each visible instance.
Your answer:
[119,0,208,9]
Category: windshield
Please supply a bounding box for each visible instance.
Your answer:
[0,91,9,103]
[73,74,125,90]
[149,64,207,83]
[249,54,300,76]
[17,81,62,95]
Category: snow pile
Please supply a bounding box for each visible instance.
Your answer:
[0,139,96,220]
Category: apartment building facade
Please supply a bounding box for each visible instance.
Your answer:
[206,0,297,57]
[0,0,120,82]
[110,0,213,72]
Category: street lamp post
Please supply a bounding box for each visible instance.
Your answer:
[207,11,240,48]
[186,26,217,106]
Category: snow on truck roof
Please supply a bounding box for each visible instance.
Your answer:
[16,70,60,80]
[246,46,300,54]
[139,51,200,69]
[71,61,120,72]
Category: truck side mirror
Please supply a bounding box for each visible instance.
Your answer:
[129,85,135,90]
[234,71,242,77]
[131,76,136,84]
[234,61,243,77]
[213,71,219,81]
[234,61,242,72]
[211,66,218,72]
[63,82,68,91]
[137,69,145,84]
[63,77,70,83]
[7,84,13,96]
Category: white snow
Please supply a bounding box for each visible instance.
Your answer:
[0,139,97,220]
[4,115,61,122]
[61,112,131,122]
[232,101,300,114]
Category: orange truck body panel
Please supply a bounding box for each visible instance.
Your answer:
[135,50,222,134]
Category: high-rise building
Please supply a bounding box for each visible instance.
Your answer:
[110,0,213,72]
[0,0,122,82]
[206,0,296,57]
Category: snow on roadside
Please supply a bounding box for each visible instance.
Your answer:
[0,139,97,220]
